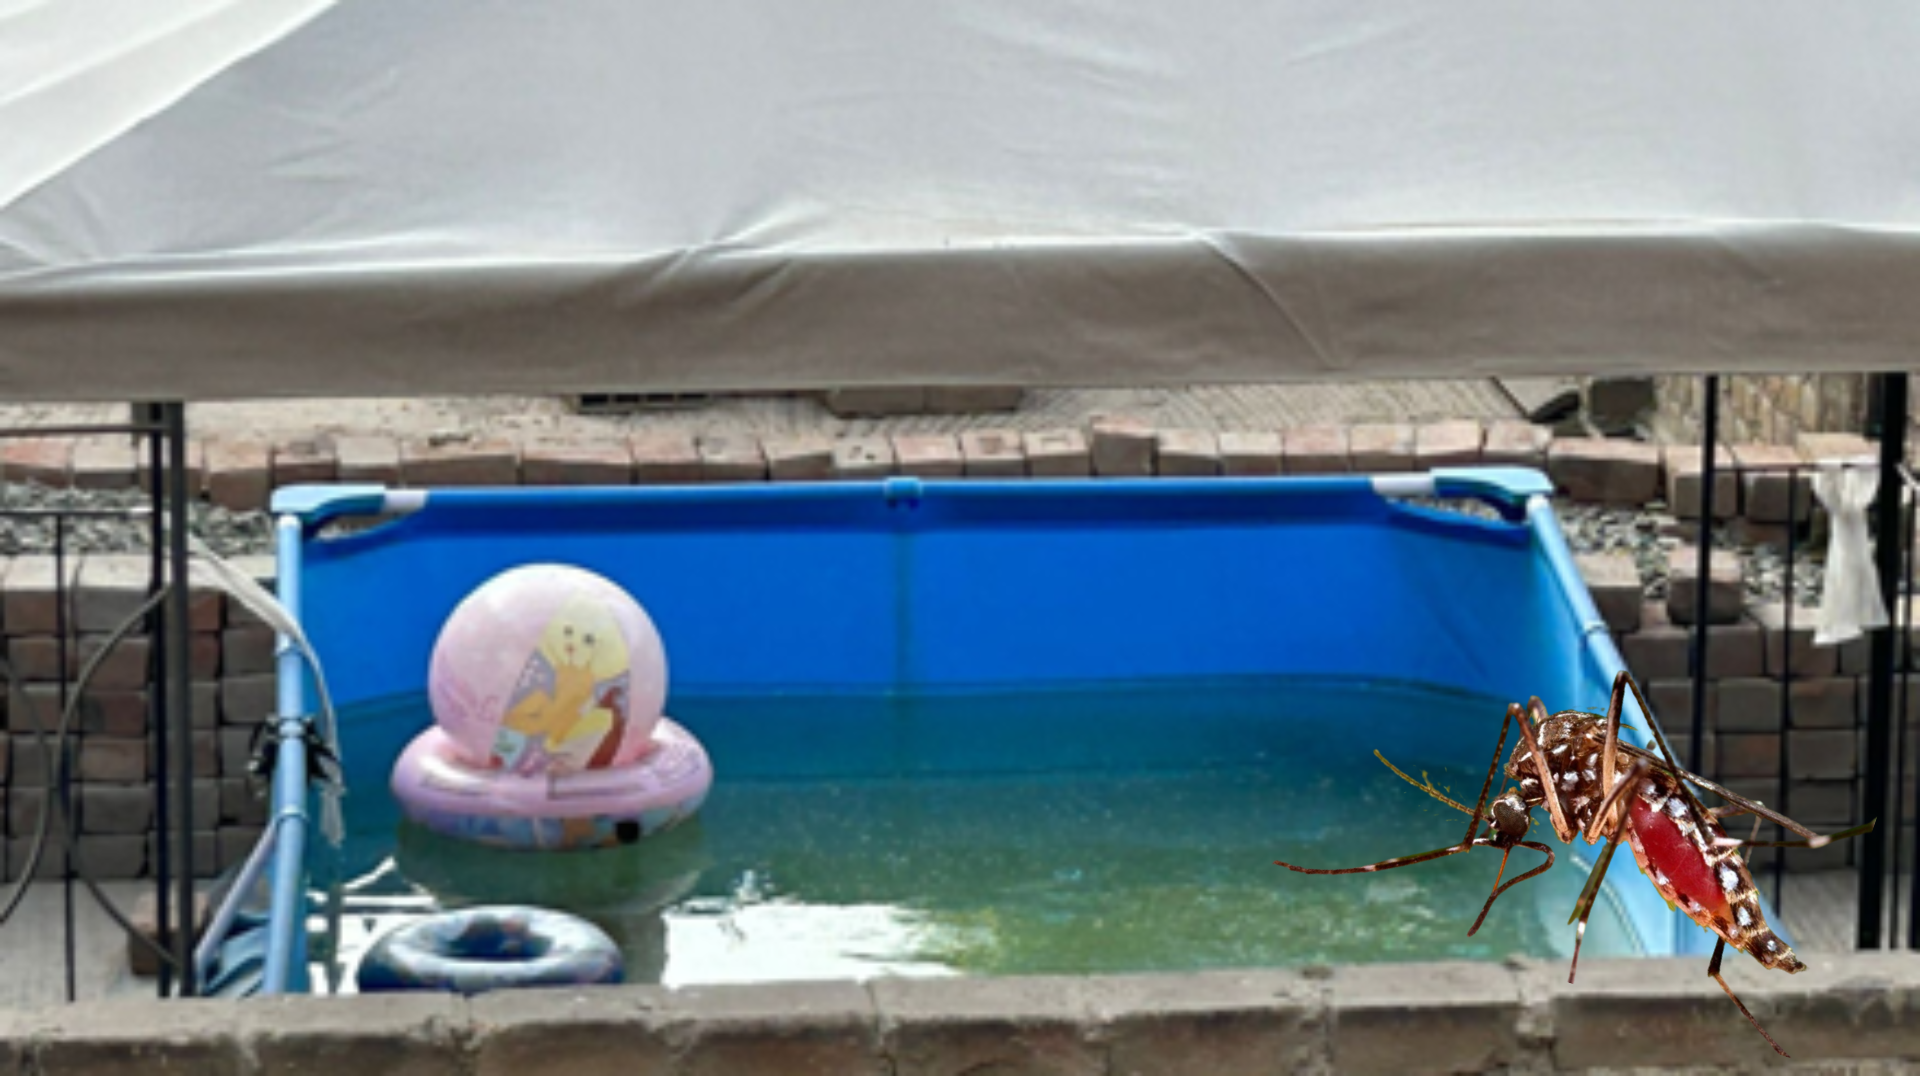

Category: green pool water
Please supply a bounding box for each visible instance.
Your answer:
[321,678,1640,988]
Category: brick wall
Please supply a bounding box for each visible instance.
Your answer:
[0,555,274,883]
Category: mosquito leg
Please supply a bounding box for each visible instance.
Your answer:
[1515,698,1575,842]
[1708,937,1789,1058]
[1276,838,1484,876]
[1726,820,1879,849]
[1566,770,1647,983]
[1700,802,1763,853]
[1599,671,1629,825]
[1583,759,1652,846]
[1619,671,1716,823]
[1610,679,1875,848]
[1459,704,1517,846]
[1667,769,1861,845]
[1565,835,1622,983]
[1467,840,1555,936]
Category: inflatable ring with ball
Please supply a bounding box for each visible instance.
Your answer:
[392,563,714,851]
[356,906,623,994]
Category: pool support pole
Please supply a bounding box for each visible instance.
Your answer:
[262,515,311,994]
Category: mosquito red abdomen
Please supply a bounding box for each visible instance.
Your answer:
[1627,792,1733,923]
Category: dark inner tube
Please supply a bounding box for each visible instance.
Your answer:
[358,907,625,994]
[445,915,554,962]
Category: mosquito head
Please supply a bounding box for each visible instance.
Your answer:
[1490,788,1531,840]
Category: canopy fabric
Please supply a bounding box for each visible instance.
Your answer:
[1,1,1917,401]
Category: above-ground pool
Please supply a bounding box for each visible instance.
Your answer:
[238,469,1725,995]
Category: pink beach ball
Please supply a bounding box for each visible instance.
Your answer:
[427,564,667,774]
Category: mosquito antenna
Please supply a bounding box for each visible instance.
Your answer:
[1374,751,1482,819]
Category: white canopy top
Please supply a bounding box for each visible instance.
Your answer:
[2,0,1917,401]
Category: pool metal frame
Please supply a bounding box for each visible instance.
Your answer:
[222,465,1726,996]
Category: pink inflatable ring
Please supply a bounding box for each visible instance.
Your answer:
[392,718,714,851]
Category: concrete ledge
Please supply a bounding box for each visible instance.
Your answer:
[3,953,1918,1074]
[468,985,674,1074]
[1088,968,1321,1075]
[241,993,471,1075]
[1331,960,1521,1074]
[23,998,249,1074]
[874,973,1103,1075]
[1550,956,1782,1071]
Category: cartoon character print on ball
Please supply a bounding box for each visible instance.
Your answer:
[428,564,668,780]
[492,592,636,776]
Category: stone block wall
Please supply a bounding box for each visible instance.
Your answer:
[0,555,274,882]
[1654,373,1872,447]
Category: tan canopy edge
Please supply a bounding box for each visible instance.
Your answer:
[2,1,1916,401]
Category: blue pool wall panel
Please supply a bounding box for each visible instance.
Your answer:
[297,477,1557,709]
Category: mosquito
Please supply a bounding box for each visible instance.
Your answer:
[1276,670,1875,1058]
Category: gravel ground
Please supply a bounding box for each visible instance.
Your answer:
[0,483,272,560]
[1552,498,1828,611]
[0,481,1836,611]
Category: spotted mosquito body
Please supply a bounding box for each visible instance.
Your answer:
[1277,670,1875,1059]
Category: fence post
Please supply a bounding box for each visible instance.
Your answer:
[1860,372,1908,949]
[1689,375,1719,779]
[159,403,199,995]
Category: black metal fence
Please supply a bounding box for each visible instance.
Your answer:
[1677,373,1919,952]
[1877,401,1920,950]
[0,404,198,998]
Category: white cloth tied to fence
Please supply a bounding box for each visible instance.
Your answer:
[1812,462,1888,646]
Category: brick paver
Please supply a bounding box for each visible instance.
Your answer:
[1547,437,1661,504]
[1089,416,1155,477]
[1155,430,1220,477]
[1022,430,1090,477]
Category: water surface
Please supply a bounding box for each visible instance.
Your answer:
[321,677,1640,988]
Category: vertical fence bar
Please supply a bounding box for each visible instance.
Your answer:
[1898,479,1916,948]
[160,403,198,996]
[141,403,176,995]
[1906,430,1920,952]
[1861,372,1908,948]
[1689,376,1720,777]
[53,518,75,1003]
[1774,469,1796,914]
